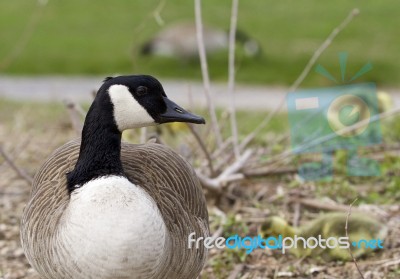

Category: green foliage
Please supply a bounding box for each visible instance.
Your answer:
[222,214,249,237]
[207,248,247,278]
[1,0,400,86]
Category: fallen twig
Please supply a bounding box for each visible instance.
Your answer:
[380,257,400,268]
[243,165,297,177]
[0,145,33,184]
[297,198,362,213]
[197,149,253,191]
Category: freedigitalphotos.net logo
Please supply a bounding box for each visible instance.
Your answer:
[287,52,381,180]
[188,233,384,255]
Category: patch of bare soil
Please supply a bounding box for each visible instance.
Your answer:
[1,105,399,279]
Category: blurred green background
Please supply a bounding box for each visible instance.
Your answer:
[0,0,399,87]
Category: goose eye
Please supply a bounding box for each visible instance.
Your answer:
[136,86,148,96]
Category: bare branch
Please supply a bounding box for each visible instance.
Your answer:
[380,258,400,268]
[194,0,223,147]
[140,127,147,144]
[240,8,360,150]
[196,149,253,191]
[0,145,33,184]
[297,198,363,213]
[212,137,233,159]
[345,198,365,279]
[219,149,252,180]
[187,123,215,175]
[243,165,297,177]
[227,0,240,158]
[64,99,84,135]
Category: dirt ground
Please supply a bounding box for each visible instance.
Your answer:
[1,103,399,279]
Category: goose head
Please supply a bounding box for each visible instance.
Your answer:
[96,75,205,132]
[68,75,205,190]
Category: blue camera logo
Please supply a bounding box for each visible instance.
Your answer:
[287,53,381,180]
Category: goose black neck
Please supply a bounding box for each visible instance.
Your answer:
[67,94,124,193]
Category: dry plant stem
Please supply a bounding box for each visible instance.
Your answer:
[380,258,400,268]
[140,127,147,144]
[0,135,31,172]
[130,0,166,63]
[194,0,223,147]
[292,202,301,227]
[0,1,47,72]
[187,124,215,175]
[310,200,391,217]
[196,149,253,191]
[64,100,84,135]
[227,0,240,158]
[240,8,360,150]
[212,137,233,159]
[297,198,363,214]
[196,171,238,192]
[290,8,360,91]
[345,198,365,279]
[0,145,33,184]
[243,165,297,177]
[132,0,166,34]
[152,0,166,26]
[214,151,235,173]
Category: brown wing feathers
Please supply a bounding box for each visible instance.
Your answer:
[21,139,208,278]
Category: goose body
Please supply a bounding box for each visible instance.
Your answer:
[141,22,260,59]
[21,75,209,279]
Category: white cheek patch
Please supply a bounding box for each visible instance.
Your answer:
[108,84,155,131]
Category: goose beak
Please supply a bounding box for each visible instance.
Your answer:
[159,96,206,124]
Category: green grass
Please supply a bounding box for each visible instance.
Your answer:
[2,98,399,198]
[0,0,399,86]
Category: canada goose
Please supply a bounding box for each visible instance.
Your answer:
[21,75,209,279]
[141,22,261,59]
